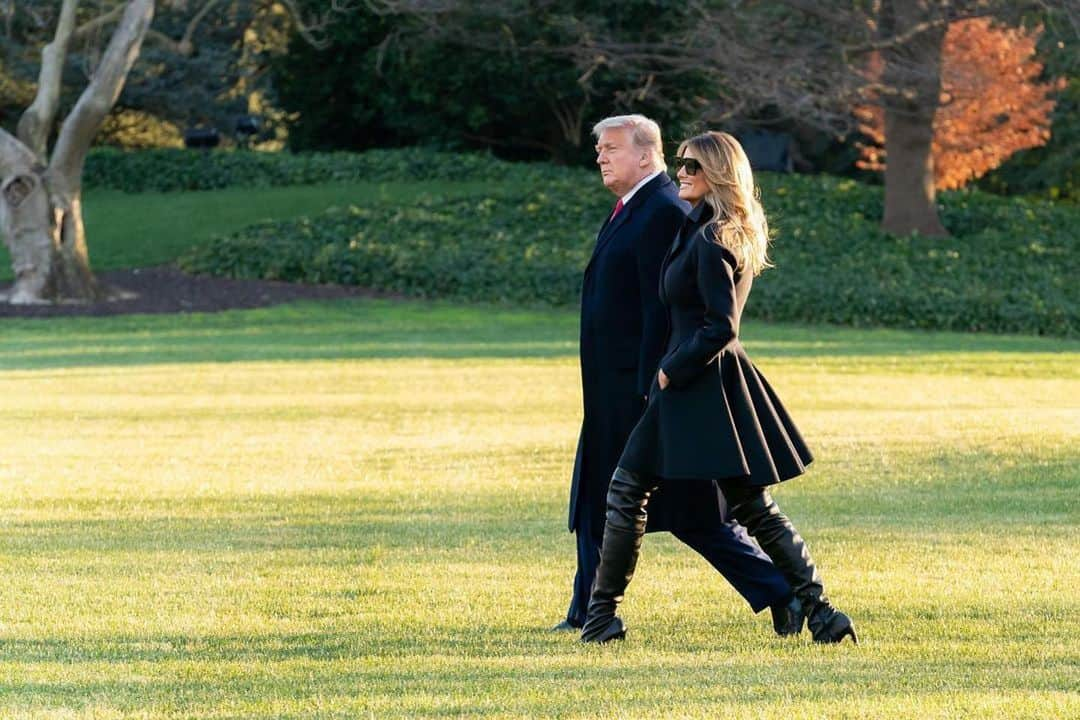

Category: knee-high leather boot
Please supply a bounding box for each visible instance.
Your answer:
[580,468,652,643]
[728,488,858,645]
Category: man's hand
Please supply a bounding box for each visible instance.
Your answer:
[658,368,670,390]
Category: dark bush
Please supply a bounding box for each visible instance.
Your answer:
[180,158,1077,337]
[83,147,578,193]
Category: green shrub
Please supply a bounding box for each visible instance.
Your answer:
[181,180,601,305]
[752,175,1077,335]
[180,156,1078,336]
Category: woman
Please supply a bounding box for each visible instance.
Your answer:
[580,132,857,645]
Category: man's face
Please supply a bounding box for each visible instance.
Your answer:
[595,128,648,197]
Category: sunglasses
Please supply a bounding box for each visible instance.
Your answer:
[672,156,702,175]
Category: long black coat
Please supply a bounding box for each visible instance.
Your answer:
[569,174,728,533]
[619,202,813,484]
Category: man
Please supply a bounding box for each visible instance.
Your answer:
[556,114,799,634]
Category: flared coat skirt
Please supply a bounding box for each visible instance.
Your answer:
[619,342,813,485]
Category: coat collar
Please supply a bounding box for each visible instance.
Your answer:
[667,201,715,261]
[686,200,712,226]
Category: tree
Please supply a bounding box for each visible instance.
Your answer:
[857,17,1062,192]
[979,8,1080,201]
[0,0,154,304]
[570,0,1078,236]
[275,1,713,163]
[0,0,344,305]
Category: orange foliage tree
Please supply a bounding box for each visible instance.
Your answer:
[857,18,1062,191]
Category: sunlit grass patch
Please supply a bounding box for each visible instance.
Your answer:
[0,301,1077,718]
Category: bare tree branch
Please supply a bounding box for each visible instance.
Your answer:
[75,0,224,57]
[72,2,125,42]
[143,0,224,55]
[844,16,955,57]
[278,0,357,50]
[16,0,80,159]
[3,0,17,43]
[50,0,155,188]
[177,0,222,54]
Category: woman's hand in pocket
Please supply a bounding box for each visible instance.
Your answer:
[657,368,670,390]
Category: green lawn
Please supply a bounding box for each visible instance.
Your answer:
[0,181,492,281]
[1,300,1077,718]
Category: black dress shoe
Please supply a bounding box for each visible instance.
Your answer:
[551,619,582,632]
[770,595,803,636]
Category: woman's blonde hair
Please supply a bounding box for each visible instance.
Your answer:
[679,131,772,276]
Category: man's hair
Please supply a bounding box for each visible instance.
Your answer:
[592,114,666,171]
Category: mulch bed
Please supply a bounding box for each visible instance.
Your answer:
[0,266,383,318]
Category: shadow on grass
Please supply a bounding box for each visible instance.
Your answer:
[4,442,1075,556]
[1,634,1072,717]
[1,298,1076,372]
[3,450,1075,715]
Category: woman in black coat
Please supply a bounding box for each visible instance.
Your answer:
[581,131,857,645]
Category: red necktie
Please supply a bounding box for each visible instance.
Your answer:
[610,198,624,220]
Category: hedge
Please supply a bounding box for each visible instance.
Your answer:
[83,147,577,193]
[180,163,1077,337]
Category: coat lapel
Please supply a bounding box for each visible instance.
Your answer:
[675,202,711,255]
[595,202,632,246]
[659,202,712,304]
[585,173,672,275]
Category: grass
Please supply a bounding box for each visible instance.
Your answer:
[0,180,492,281]
[1,299,1077,718]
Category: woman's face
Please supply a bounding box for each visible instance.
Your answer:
[676,147,709,205]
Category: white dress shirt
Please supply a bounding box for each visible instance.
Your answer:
[620,170,664,206]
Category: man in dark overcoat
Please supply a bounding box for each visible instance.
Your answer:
[555,114,797,633]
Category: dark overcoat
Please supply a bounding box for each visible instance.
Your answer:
[569,174,728,533]
[619,202,814,484]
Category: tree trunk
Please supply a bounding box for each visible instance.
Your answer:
[46,183,101,301]
[0,167,100,303]
[879,0,949,237]
[882,103,948,236]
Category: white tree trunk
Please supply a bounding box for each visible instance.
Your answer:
[0,0,154,304]
[0,130,102,303]
[0,137,54,304]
